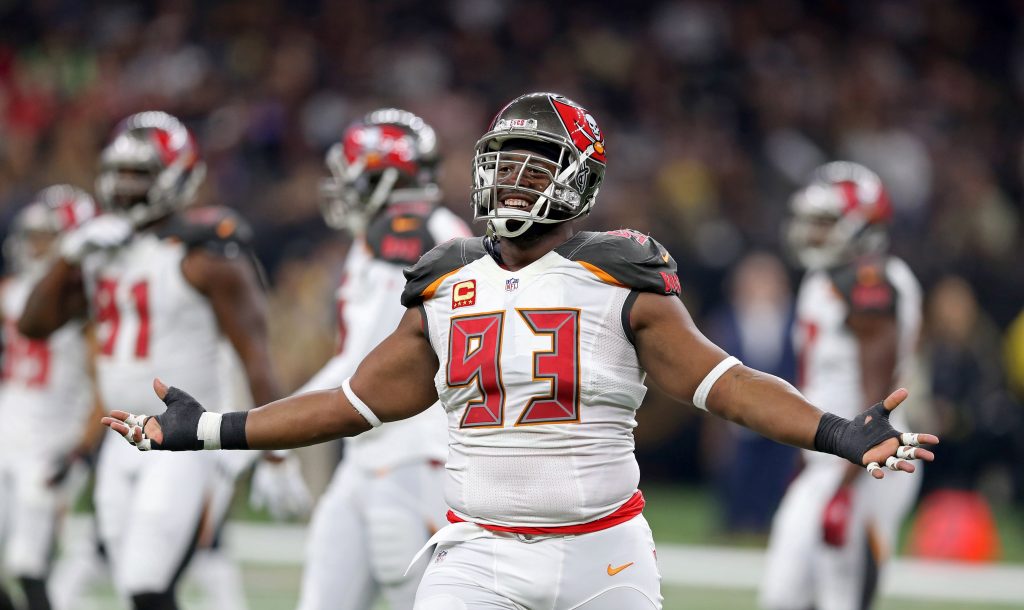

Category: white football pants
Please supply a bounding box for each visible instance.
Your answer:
[297,458,448,610]
[759,459,921,610]
[414,514,663,610]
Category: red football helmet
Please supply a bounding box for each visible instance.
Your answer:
[320,108,440,233]
[4,185,99,273]
[96,111,206,227]
[472,92,606,238]
[786,161,892,269]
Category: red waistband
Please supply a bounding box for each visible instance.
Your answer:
[446,490,645,535]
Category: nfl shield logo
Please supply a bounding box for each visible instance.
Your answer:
[506,278,519,292]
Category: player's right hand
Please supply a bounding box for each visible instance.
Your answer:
[101,378,206,451]
[58,214,132,264]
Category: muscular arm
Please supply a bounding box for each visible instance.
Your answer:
[183,250,280,406]
[18,260,88,338]
[115,307,441,450]
[632,292,823,449]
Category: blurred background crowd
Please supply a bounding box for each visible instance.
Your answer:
[1,0,1022,543]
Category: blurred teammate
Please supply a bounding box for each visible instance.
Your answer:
[19,111,281,610]
[0,186,99,610]
[295,108,471,610]
[759,162,924,610]
[103,93,938,610]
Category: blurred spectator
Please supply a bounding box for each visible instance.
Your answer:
[703,252,799,533]
[922,276,1022,503]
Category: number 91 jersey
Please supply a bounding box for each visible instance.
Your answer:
[402,230,681,528]
[81,208,251,415]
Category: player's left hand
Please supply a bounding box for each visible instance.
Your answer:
[249,452,312,520]
[857,389,939,479]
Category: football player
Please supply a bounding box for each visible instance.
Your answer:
[102,94,939,610]
[294,108,471,610]
[759,162,924,610]
[0,186,99,610]
[19,111,281,610]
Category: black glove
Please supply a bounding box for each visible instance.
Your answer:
[813,402,900,466]
[145,386,207,451]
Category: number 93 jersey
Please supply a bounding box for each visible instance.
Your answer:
[402,229,681,528]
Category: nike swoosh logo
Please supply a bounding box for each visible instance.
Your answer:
[607,562,634,576]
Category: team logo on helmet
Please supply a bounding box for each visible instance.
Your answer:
[550,98,606,163]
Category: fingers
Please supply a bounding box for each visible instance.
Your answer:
[101,411,150,449]
[866,462,884,479]
[900,432,940,447]
[882,388,909,411]
[896,446,935,462]
[153,378,169,401]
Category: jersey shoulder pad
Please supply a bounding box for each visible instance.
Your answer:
[401,237,488,307]
[827,255,897,315]
[365,204,438,266]
[160,206,254,255]
[556,229,681,295]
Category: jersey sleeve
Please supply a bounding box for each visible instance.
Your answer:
[556,229,681,295]
[401,237,487,308]
[827,257,898,316]
[160,206,254,255]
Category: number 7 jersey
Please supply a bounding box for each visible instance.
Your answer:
[401,230,681,528]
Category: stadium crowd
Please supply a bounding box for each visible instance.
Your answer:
[1,0,1022,525]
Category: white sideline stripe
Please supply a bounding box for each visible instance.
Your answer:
[63,517,1024,605]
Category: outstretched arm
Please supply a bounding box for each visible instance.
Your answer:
[631,292,937,477]
[102,307,441,450]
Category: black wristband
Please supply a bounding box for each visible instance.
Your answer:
[814,412,853,461]
[220,411,250,450]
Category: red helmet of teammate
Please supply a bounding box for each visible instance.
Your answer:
[320,108,440,234]
[4,184,99,273]
[96,111,206,227]
[786,161,892,270]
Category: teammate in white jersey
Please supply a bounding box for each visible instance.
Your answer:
[295,109,471,610]
[760,162,924,610]
[103,93,940,610]
[19,111,282,610]
[0,186,99,610]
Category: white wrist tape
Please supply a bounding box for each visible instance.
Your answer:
[692,356,742,411]
[197,412,223,450]
[342,378,382,428]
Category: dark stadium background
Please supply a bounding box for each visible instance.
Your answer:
[1,1,1023,607]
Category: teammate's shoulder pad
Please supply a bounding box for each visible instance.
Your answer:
[827,256,896,315]
[160,206,253,255]
[401,237,487,307]
[365,204,439,266]
[557,229,681,295]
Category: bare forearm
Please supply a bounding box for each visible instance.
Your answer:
[705,365,823,450]
[243,389,371,450]
[19,260,81,338]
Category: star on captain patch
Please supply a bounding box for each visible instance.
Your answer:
[506,278,519,292]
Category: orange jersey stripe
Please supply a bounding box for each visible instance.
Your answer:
[420,268,462,300]
[578,261,627,288]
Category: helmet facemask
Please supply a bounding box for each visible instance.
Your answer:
[472,138,596,239]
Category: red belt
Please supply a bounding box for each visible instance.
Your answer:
[446,490,645,535]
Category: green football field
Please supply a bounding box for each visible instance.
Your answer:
[50,484,1024,609]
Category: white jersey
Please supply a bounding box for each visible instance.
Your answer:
[795,255,921,460]
[81,208,251,415]
[0,271,91,458]
[402,229,682,528]
[299,204,470,472]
